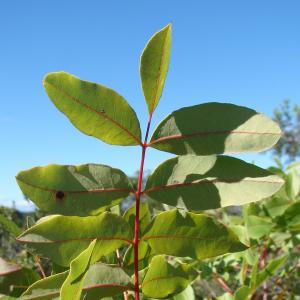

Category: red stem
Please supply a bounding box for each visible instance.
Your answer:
[134,114,152,300]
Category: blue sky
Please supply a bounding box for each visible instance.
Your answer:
[1,1,300,211]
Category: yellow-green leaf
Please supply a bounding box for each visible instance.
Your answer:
[141,255,197,299]
[43,72,142,145]
[141,210,247,260]
[16,213,133,267]
[140,24,172,114]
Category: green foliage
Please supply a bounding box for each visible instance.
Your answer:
[16,163,133,216]
[1,24,290,299]
[43,72,142,146]
[16,213,132,267]
[145,155,283,210]
[150,102,281,155]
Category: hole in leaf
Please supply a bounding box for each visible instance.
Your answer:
[55,191,65,201]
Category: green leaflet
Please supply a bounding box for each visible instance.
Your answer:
[123,241,155,271]
[61,239,97,300]
[123,202,151,234]
[263,196,290,218]
[286,170,300,199]
[43,72,142,145]
[141,210,247,260]
[140,24,171,114]
[0,259,40,297]
[21,263,133,300]
[16,213,133,267]
[246,216,273,239]
[144,155,284,211]
[20,272,68,300]
[149,103,281,155]
[16,163,133,216]
[81,263,133,299]
[141,255,197,299]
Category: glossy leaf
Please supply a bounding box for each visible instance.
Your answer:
[43,72,142,145]
[61,239,97,300]
[16,213,133,267]
[16,163,133,216]
[140,24,171,114]
[149,103,281,155]
[141,210,247,260]
[144,155,284,210]
[141,255,197,298]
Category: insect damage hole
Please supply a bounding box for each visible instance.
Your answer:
[55,191,66,201]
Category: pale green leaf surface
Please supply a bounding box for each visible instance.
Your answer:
[145,155,284,211]
[263,197,290,218]
[43,72,142,145]
[16,213,132,267]
[16,163,132,216]
[246,216,273,239]
[60,239,97,300]
[141,255,197,299]
[141,210,247,260]
[150,103,281,155]
[140,24,171,114]
[286,170,300,199]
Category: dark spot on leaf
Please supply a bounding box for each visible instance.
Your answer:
[55,191,65,201]
[100,109,105,113]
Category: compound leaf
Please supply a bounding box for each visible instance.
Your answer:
[43,72,142,145]
[141,210,247,260]
[16,213,133,267]
[144,155,283,210]
[140,24,172,114]
[150,103,281,155]
[16,163,133,216]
